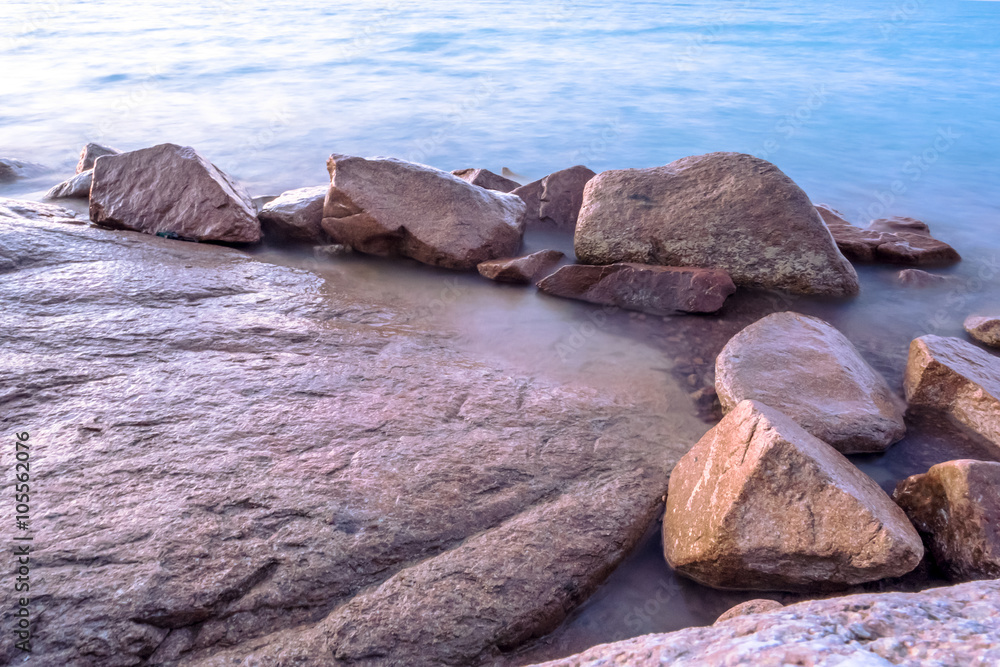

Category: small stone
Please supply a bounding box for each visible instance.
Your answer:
[451,168,520,193]
[869,216,931,236]
[965,315,1000,348]
[477,250,564,285]
[897,269,955,288]
[44,170,93,200]
[259,186,328,245]
[313,244,353,259]
[714,599,783,624]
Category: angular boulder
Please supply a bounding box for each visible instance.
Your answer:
[77,142,120,173]
[904,335,1000,456]
[477,249,564,284]
[894,459,1000,581]
[816,204,960,266]
[575,154,858,296]
[537,263,736,315]
[89,143,261,243]
[320,154,525,270]
[715,312,906,454]
[45,169,93,200]
[663,400,924,591]
[965,315,1000,348]
[451,167,520,192]
[258,185,328,244]
[512,165,596,232]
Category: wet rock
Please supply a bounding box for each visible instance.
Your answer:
[512,165,596,232]
[452,167,520,193]
[576,154,858,296]
[477,249,564,284]
[663,400,924,591]
[537,263,735,315]
[0,157,47,182]
[320,154,525,270]
[715,312,906,454]
[898,269,956,288]
[89,143,261,243]
[44,169,94,200]
[527,580,1000,666]
[904,335,1000,456]
[313,243,353,259]
[77,142,120,173]
[869,215,932,236]
[714,599,783,624]
[965,315,1000,348]
[252,194,278,213]
[0,208,704,666]
[893,459,1000,582]
[0,197,82,229]
[817,205,960,266]
[258,185,328,244]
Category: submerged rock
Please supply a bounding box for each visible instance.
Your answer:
[715,312,906,454]
[869,215,932,236]
[663,400,923,591]
[576,154,859,296]
[898,268,956,288]
[77,142,120,173]
[89,143,261,243]
[477,249,564,284]
[0,197,82,228]
[816,204,960,266]
[44,169,94,200]
[0,157,47,182]
[714,599,783,624]
[537,263,736,315]
[258,185,328,244]
[512,165,597,232]
[965,314,1000,348]
[451,167,520,192]
[894,459,1000,581]
[527,580,1000,666]
[904,335,1000,457]
[320,154,525,270]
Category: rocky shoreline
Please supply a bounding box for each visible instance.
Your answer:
[1,142,998,665]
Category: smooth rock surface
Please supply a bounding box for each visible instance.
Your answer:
[714,599,783,624]
[477,249,564,284]
[537,263,736,315]
[452,167,520,192]
[89,143,261,243]
[894,459,1000,581]
[258,185,328,244]
[576,154,858,296]
[715,312,906,454]
[0,157,47,182]
[320,154,525,270]
[904,335,1000,456]
[663,400,924,591]
[817,205,960,266]
[513,165,596,232]
[0,209,704,666]
[77,142,120,173]
[898,268,956,287]
[44,169,94,200]
[965,315,1000,348]
[528,580,1000,667]
[0,198,82,230]
[869,215,932,236]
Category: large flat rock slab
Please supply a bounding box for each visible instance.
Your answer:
[0,204,702,666]
[527,580,1000,666]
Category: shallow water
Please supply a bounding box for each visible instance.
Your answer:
[3,0,1000,662]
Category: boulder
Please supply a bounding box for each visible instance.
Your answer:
[477,249,564,284]
[258,185,328,244]
[0,157,47,182]
[663,400,924,591]
[869,215,932,236]
[320,154,525,270]
[526,580,1000,667]
[576,154,858,296]
[537,263,735,315]
[965,315,1000,348]
[44,169,94,200]
[816,204,960,266]
[77,142,120,173]
[0,197,82,227]
[451,167,520,192]
[512,165,596,232]
[715,312,906,454]
[714,599,783,624]
[89,143,261,243]
[893,459,1000,581]
[898,269,956,288]
[904,335,1000,456]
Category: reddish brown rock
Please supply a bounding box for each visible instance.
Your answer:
[477,249,564,284]
[816,205,960,266]
[893,460,1000,582]
[320,154,525,270]
[77,142,120,173]
[714,599,783,624]
[663,400,924,591]
[576,154,858,296]
[898,269,956,288]
[965,315,1000,348]
[715,312,906,454]
[451,167,520,193]
[44,169,93,200]
[537,263,735,315]
[89,143,261,243]
[904,335,1000,456]
[258,185,328,244]
[512,165,596,232]
[869,215,931,236]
